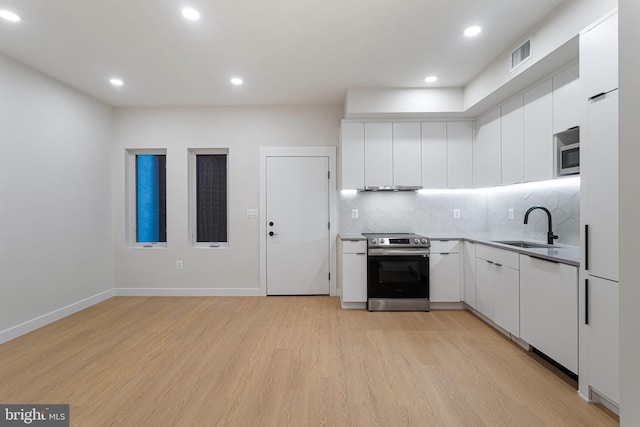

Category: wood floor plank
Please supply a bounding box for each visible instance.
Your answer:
[0,296,619,426]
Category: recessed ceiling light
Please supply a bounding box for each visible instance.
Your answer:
[464,26,482,37]
[0,10,21,22]
[230,77,243,86]
[181,8,201,21]
[424,75,438,83]
[109,78,124,87]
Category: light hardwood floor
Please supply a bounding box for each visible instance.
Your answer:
[0,297,618,426]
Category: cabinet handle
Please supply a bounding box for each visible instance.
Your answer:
[585,224,590,271]
[440,252,450,256]
[486,260,494,264]
[356,253,366,255]
[494,263,502,267]
[585,279,589,325]
[588,92,607,101]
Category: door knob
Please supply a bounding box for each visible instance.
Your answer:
[269,221,274,226]
[269,231,278,236]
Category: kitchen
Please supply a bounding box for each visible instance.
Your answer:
[1,0,639,425]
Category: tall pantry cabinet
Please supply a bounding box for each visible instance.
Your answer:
[579,10,619,410]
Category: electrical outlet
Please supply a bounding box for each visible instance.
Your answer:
[508,208,515,220]
[352,209,359,219]
[453,209,461,219]
[176,260,184,270]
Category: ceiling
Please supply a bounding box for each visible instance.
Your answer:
[0,0,566,107]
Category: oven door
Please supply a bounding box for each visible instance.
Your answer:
[367,253,429,299]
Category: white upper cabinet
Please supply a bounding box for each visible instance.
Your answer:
[552,62,581,134]
[473,108,501,188]
[523,79,553,182]
[393,122,422,187]
[580,12,618,98]
[421,122,447,189]
[447,122,473,188]
[340,121,365,190]
[500,95,524,185]
[364,122,393,187]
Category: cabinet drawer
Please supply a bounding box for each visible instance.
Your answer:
[430,240,460,253]
[476,245,519,270]
[342,240,367,254]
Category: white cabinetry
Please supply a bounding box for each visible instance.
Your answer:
[475,245,520,337]
[520,255,578,374]
[462,241,476,308]
[579,11,619,408]
[523,79,553,182]
[393,122,422,186]
[447,122,473,188]
[429,240,461,303]
[340,122,365,190]
[586,276,619,404]
[421,122,447,189]
[552,62,581,134]
[580,13,618,97]
[500,95,524,184]
[338,239,367,304]
[364,122,393,187]
[584,90,618,281]
[473,108,501,188]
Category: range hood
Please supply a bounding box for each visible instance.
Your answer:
[361,186,423,192]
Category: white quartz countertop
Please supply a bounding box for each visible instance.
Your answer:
[339,232,580,266]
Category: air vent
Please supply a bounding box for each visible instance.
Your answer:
[511,39,531,70]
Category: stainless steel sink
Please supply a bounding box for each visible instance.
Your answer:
[492,240,554,249]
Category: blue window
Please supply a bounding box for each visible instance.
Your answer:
[136,154,166,243]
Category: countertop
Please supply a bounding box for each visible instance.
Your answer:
[339,232,580,266]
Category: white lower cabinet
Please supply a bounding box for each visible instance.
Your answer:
[492,264,520,338]
[429,240,461,302]
[586,275,619,404]
[520,255,578,374]
[462,241,476,308]
[475,257,494,318]
[338,239,367,304]
[475,245,520,337]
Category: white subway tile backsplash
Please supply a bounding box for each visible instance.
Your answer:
[339,178,580,246]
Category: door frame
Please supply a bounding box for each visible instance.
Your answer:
[259,146,337,296]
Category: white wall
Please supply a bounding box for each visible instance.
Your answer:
[112,105,342,293]
[0,53,114,335]
[618,0,640,425]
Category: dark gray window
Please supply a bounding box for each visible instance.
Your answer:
[196,154,228,243]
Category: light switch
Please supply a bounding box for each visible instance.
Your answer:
[508,208,515,220]
[352,209,359,219]
[453,209,461,218]
[246,209,259,218]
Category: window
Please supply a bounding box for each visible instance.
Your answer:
[126,150,167,247]
[189,149,228,247]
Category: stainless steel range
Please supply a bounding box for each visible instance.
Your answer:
[362,233,431,312]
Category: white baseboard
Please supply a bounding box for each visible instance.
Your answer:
[0,289,114,344]
[340,299,367,309]
[114,287,264,297]
[430,302,465,310]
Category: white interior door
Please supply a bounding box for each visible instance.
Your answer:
[266,156,330,295]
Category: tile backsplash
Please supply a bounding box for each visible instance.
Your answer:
[339,177,580,246]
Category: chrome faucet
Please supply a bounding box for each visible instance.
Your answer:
[524,206,558,245]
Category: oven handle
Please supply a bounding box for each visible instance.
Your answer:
[368,248,430,257]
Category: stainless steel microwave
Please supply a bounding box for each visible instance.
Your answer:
[560,142,580,175]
